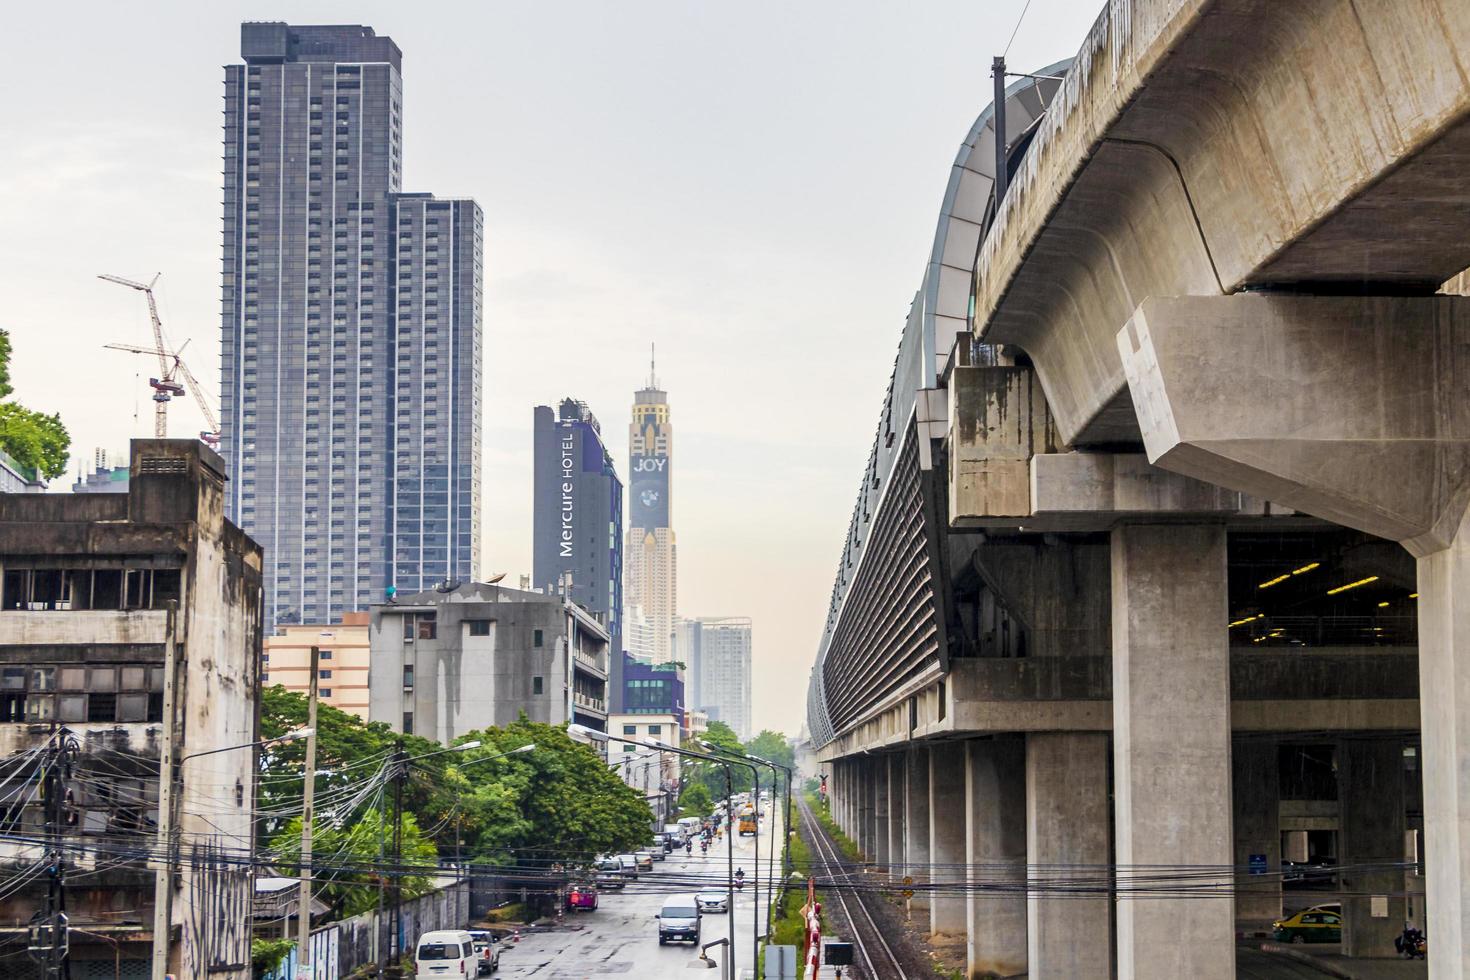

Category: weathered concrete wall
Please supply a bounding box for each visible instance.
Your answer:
[948,365,1058,522]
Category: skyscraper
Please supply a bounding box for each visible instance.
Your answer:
[697,616,753,739]
[221,23,482,627]
[625,360,676,669]
[533,398,624,709]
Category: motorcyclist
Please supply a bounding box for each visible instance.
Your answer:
[684,838,692,855]
[1395,924,1426,959]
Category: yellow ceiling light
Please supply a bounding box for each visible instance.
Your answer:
[1229,614,1263,628]
[1326,575,1379,596]
[1291,562,1320,576]
[1377,601,1390,608]
[1258,574,1290,589]
[1410,593,1419,599]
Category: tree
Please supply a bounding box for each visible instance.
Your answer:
[743,730,795,794]
[267,808,438,916]
[0,330,69,479]
[678,780,713,819]
[688,721,752,799]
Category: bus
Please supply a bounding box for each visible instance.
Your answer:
[737,805,758,837]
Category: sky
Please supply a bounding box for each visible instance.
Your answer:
[0,0,1102,735]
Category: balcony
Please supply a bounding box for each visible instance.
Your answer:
[572,647,608,677]
[0,610,170,647]
[573,692,607,716]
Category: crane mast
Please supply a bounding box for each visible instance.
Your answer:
[99,274,219,445]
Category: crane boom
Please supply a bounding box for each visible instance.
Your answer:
[98,274,170,380]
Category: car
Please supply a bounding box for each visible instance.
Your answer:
[648,840,667,861]
[596,858,627,889]
[652,833,671,852]
[656,894,702,945]
[695,890,729,914]
[465,931,501,976]
[1273,906,1343,944]
[567,883,599,911]
[615,853,640,879]
[634,850,655,872]
[415,930,478,979]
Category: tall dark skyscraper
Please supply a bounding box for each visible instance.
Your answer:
[533,398,624,709]
[221,23,482,626]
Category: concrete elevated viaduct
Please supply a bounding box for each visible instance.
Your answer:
[809,1,1470,976]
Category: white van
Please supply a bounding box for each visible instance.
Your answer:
[415,930,476,979]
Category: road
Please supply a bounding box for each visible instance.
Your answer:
[495,806,786,980]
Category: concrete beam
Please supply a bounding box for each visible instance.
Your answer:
[966,738,1027,978]
[1119,294,1470,556]
[1027,732,1111,979]
[1112,524,1234,979]
[1030,453,1275,520]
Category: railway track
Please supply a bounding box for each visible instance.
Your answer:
[797,792,911,980]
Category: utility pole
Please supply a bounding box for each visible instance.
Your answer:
[388,739,407,975]
[295,647,320,980]
[149,601,180,980]
[36,725,74,979]
[993,55,1009,208]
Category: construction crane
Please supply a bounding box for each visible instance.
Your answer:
[99,274,220,446]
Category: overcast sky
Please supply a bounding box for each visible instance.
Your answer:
[0,0,1102,735]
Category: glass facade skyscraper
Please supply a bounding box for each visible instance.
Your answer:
[533,398,624,709]
[221,23,482,627]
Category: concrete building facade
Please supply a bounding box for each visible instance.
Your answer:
[0,439,263,978]
[220,22,482,628]
[263,612,371,719]
[608,712,680,829]
[533,398,623,710]
[625,374,676,669]
[368,583,608,743]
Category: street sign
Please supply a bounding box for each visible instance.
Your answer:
[901,875,914,898]
[1248,854,1267,876]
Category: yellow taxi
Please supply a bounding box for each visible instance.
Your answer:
[1272,905,1342,944]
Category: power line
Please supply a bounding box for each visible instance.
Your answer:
[1003,0,1035,57]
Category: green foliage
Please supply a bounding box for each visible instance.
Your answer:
[251,936,295,975]
[0,330,68,479]
[258,689,652,878]
[687,720,752,799]
[268,808,438,916]
[678,780,713,818]
[743,729,795,795]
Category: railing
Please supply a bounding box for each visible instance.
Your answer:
[573,692,607,713]
[572,648,608,674]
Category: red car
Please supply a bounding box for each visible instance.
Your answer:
[567,884,598,911]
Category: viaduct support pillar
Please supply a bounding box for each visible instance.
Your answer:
[1112,523,1234,979]
[874,755,892,866]
[888,753,905,871]
[929,742,967,935]
[1028,732,1111,979]
[966,737,1027,978]
[859,758,876,859]
[1339,738,1407,956]
[1232,739,1282,932]
[905,745,931,915]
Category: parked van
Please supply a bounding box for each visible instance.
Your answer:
[677,816,702,836]
[415,930,476,979]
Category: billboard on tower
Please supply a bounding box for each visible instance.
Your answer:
[629,451,670,529]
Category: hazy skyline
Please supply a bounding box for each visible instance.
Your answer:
[0,0,1103,733]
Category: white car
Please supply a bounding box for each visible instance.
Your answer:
[695,890,730,914]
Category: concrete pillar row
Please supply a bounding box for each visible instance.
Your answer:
[1111,524,1235,980]
[905,745,931,915]
[967,737,1027,978]
[887,753,905,873]
[1028,732,1111,979]
[929,742,967,935]
[859,757,876,859]
[874,754,892,866]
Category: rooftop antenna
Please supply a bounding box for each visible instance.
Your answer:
[649,342,658,388]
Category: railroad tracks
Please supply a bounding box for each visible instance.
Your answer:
[796,792,911,980]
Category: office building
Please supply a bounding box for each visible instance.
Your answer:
[533,398,623,708]
[623,655,685,728]
[220,22,483,628]
[0,449,45,494]
[71,448,129,494]
[0,439,262,978]
[625,604,658,663]
[696,616,753,739]
[263,612,371,719]
[675,616,701,704]
[368,582,609,743]
[625,365,676,669]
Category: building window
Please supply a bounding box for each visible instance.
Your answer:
[623,725,636,736]
[319,670,332,680]
[417,615,437,640]
[319,650,333,660]
[532,676,544,696]
[402,712,414,735]
[532,629,543,648]
[403,665,414,688]
[467,620,490,637]
[320,688,332,698]
[622,744,635,752]
[648,724,661,736]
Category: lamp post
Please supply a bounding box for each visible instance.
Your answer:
[570,725,738,980]
[150,726,312,980]
[709,745,792,939]
[700,742,771,968]
[380,740,534,974]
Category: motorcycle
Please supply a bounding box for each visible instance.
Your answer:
[700,840,709,855]
[684,840,692,856]
[1396,927,1427,960]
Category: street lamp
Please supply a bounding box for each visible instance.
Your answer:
[569,725,739,980]
[698,742,765,971]
[718,748,794,937]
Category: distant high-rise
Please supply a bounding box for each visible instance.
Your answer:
[221,23,483,626]
[696,616,752,739]
[625,357,676,670]
[534,398,624,709]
